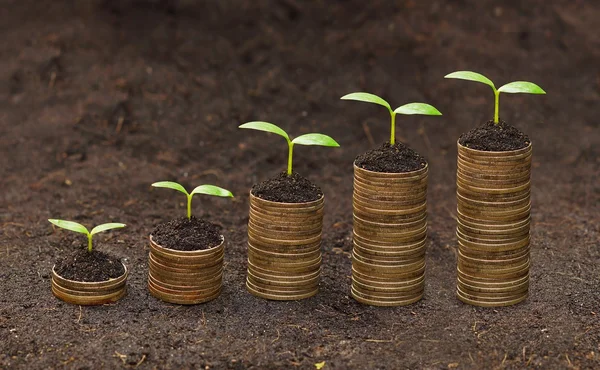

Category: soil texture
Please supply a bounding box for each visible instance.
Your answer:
[355,141,427,173]
[459,120,530,151]
[251,171,323,203]
[54,249,125,282]
[1,1,599,369]
[152,217,222,251]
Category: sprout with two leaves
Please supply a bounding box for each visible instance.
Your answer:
[340,93,442,145]
[151,182,233,220]
[444,71,546,124]
[48,220,126,253]
[239,121,340,176]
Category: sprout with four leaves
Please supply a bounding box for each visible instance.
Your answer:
[151,182,233,220]
[444,71,546,124]
[239,121,340,176]
[48,219,126,253]
[340,92,442,145]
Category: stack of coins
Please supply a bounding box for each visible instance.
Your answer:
[148,236,224,304]
[351,164,428,306]
[456,142,532,307]
[246,193,323,300]
[52,265,128,305]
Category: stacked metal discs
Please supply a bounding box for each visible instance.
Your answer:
[148,236,224,304]
[52,265,128,305]
[246,193,323,300]
[351,164,428,306]
[456,142,532,307]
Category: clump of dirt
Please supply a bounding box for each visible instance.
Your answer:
[152,217,222,251]
[54,249,125,282]
[251,171,322,203]
[355,141,427,173]
[459,120,530,151]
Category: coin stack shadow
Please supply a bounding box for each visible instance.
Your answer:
[351,163,428,306]
[148,236,224,304]
[246,193,323,300]
[456,142,532,307]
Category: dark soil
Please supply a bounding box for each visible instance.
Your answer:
[152,216,222,251]
[1,1,599,369]
[55,249,125,282]
[355,141,427,173]
[459,120,530,151]
[251,171,322,203]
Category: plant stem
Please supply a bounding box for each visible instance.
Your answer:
[87,234,93,252]
[390,112,396,145]
[287,142,294,176]
[187,194,192,219]
[494,90,500,124]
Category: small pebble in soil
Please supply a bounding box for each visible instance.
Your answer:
[54,249,125,282]
[354,141,427,173]
[152,216,222,251]
[459,119,530,151]
[251,171,323,203]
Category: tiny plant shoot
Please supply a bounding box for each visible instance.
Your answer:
[48,219,126,252]
[340,92,442,145]
[151,181,233,220]
[239,121,340,176]
[444,71,546,124]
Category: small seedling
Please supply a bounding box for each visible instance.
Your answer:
[239,121,340,176]
[340,92,442,145]
[152,181,233,220]
[444,71,546,124]
[48,219,126,252]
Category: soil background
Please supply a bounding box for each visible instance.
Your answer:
[1,0,599,369]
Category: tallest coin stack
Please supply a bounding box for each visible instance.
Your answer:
[456,142,532,307]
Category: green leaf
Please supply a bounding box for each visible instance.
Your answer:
[190,185,234,198]
[394,103,442,116]
[152,181,189,195]
[292,133,340,147]
[444,71,496,90]
[340,92,391,111]
[90,223,126,236]
[239,121,290,142]
[48,219,89,235]
[498,81,546,94]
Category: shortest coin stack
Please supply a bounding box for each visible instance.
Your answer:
[52,265,128,305]
[148,236,224,305]
[246,193,323,300]
[456,142,532,307]
[351,164,428,306]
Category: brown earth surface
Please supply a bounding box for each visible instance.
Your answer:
[1,0,599,368]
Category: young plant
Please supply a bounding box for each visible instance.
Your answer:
[239,121,340,176]
[444,71,546,124]
[48,219,126,252]
[151,181,233,220]
[340,92,442,145]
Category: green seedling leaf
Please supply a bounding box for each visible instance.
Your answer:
[190,185,234,198]
[292,133,340,147]
[444,71,496,90]
[152,181,189,195]
[394,103,442,116]
[90,223,126,236]
[498,81,546,94]
[239,121,290,142]
[48,219,89,235]
[340,92,391,111]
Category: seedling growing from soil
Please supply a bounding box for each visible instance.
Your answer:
[239,121,340,176]
[152,181,233,220]
[444,71,546,124]
[340,92,442,145]
[48,219,126,252]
